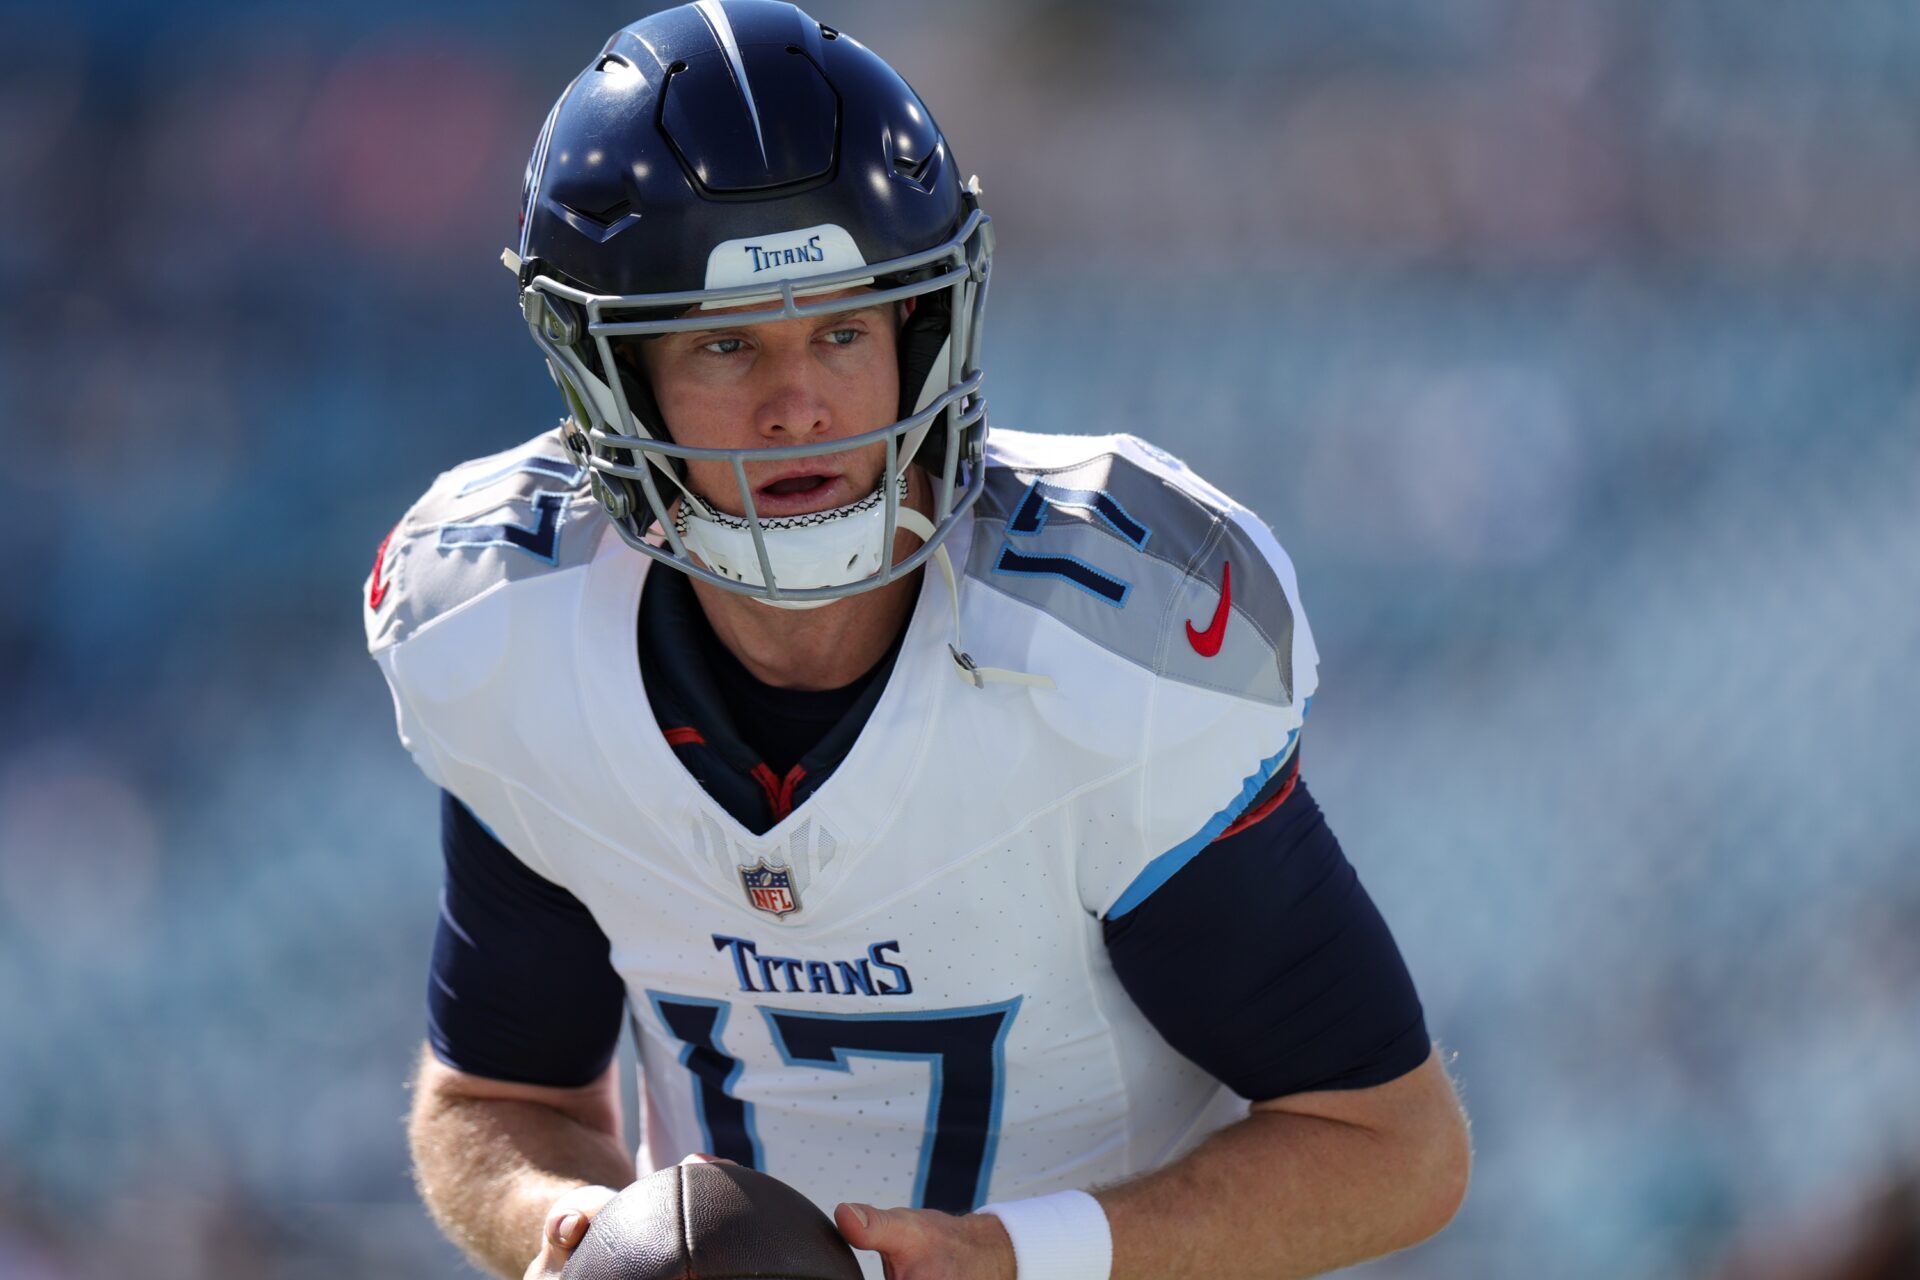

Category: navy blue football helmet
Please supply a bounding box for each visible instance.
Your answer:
[511,0,991,606]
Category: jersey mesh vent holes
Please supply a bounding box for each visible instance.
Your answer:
[815,826,838,871]
[782,820,813,897]
[702,813,734,881]
[788,818,812,883]
[728,835,754,882]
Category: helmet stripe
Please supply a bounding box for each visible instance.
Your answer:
[693,0,769,169]
[520,89,567,260]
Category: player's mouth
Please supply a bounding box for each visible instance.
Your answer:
[750,469,847,518]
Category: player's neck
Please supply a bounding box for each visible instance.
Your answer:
[692,571,919,690]
[687,470,931,691]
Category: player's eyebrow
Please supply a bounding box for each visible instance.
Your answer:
[698,301,894,336]
[791,299,890,326]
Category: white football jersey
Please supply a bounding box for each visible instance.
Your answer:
[367,426,1317,1262]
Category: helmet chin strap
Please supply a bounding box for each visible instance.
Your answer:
[674,472,912,611]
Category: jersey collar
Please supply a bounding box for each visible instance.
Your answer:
[572,517,964,921]
[636,563,907,830]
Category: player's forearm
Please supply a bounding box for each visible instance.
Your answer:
[1093,1060,1470,1279]
[408,1090,637,1280]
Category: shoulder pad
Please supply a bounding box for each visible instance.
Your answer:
[364,430,605,652]
[965,431,1313,708]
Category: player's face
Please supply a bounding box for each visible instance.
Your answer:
[636,289,903,520]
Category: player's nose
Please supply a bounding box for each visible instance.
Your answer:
[751,343,832,441]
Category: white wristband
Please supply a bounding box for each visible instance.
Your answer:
[978,1189,1113,1280]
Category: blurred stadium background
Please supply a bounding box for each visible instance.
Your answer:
[3,0,1918,1276]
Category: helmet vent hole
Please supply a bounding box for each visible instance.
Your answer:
[786,44,802,54]
[819,25,838,39]
[596,53,635,74]
[667,59,688,75]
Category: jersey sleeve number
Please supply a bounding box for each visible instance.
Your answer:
[990,479,1151,608]
[647,992,1022,1213]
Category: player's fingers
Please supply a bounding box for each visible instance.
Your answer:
[835,1202,878,1249]
[547,1210,587,1251]
[542,1183,621,1252]
[677,1152,738,1166]
[835,1202,925,1255]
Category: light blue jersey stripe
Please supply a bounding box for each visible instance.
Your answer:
[1106,697,1311,920]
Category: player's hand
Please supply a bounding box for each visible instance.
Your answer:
[834,1203,1017,1280]
[522,1183,619,1280]
[522,1156,736,1279]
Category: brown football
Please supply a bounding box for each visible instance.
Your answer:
[560,1161,863,1280]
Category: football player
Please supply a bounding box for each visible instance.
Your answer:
[367,4,1471,1278]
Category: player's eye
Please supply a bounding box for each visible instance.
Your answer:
[821,327,862,347]
[701,336,747,356]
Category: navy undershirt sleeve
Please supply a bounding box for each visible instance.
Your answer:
[427,791,628,1087]
[1103,766,1430,1100]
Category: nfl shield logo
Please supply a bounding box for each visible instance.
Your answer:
[740,860,800,917]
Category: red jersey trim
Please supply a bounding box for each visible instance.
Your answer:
[1214,756,1301,843]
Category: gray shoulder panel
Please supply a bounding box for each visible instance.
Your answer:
[965,437,1297,706]
[365,431,606,651]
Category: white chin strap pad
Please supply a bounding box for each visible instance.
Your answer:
[678,479,928,611]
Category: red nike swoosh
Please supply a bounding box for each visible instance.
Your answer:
[368,526,397,611]
[1185,559,1232,657]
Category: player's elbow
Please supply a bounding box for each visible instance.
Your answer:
[410,1040,623,1139]
[1390,1083,1472,1250]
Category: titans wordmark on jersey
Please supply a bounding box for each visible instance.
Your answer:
[367,428,1328,1231]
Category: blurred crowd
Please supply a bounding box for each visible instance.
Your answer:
[2,1,1917,1277]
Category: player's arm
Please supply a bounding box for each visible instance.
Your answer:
[410,1048,632,1279]
[1087,764,1469,1278]
[406,792,637,1280]
[1090,1056,1468,1279]
[838,763,1470,1279]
